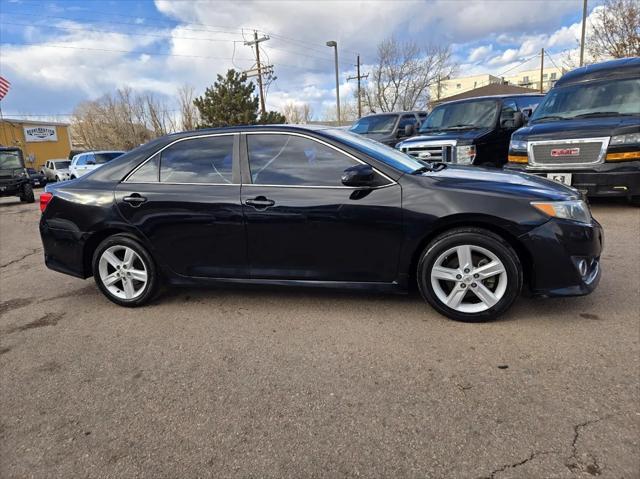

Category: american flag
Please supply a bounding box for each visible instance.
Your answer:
[0,76,11,100]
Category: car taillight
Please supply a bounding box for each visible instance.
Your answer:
[40,192,53,212]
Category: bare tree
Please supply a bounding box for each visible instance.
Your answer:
[321,97,359,123]
[177,84,199,131]
[282,101,313,124]
[588,0,640,60]
[70,87,177,150]
[363,38,456,112]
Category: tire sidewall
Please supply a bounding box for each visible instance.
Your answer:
[418,230,522,322]
[92,234,158,307]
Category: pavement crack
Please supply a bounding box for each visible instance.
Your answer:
[0,249,39,269]
[482,450,555,479]
[566,415,613,476]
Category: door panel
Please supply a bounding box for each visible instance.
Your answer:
[242,185,402,281]
[115,183,246,278]
[241,132,403,282]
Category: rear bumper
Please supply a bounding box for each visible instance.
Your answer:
[519,218,603,297]
[506,161,640,198]
[40,219,88,279]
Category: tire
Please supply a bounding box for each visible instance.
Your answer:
[69,175,76,180]
[92,234,159,307]
[417,227,522,322]
[19,183,35,203]
[55,176,60,182]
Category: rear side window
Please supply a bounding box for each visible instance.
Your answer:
[94,152,123,164]
[160,136,234,184]
[247,134,358,186]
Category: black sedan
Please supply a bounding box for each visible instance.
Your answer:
[27,168,47,188]
[39,126,603,322]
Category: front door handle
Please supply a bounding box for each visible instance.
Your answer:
[123,193,147,207]
[245,196,275,209]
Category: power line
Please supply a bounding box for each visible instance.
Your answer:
[1,41,255,61]
[497,52,541,77]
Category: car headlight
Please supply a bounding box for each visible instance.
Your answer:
[456,145,476,165]
[610,133,640,145]
[531,200,591,224]
[509,139,528,152]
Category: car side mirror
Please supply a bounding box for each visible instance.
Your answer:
[341,164,375,187]
[521,107,533,119]
[513,111,524,129]
[403,124,415,137]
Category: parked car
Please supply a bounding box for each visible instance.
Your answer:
[349,111,427,146]
[506,57,639,204]
[26,168,47,188]
[0,146,35,203]
[396,94,544,167]
[39,126,603,322]
[41,159,71,182]
[69,151,125,179]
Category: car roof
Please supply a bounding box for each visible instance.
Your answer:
[358,111,428,118]
[555,57,640,87]
[81,150,126,154]
[436,93,545,107]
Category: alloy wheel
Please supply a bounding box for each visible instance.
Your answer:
[98,245,148,300]
[430,244,508,314]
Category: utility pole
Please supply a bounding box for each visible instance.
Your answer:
[244,31,273,116]
[540,48,545,93]
[579,0,588,66]
[347,55,368,119]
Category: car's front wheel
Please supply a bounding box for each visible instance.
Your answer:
[417,227,522,322]
[92,234,159,307]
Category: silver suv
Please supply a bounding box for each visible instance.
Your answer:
[41,159,71,182]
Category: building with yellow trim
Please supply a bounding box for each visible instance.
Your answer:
[0,118,72,170]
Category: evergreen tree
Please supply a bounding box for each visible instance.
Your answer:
[194,69,286,127]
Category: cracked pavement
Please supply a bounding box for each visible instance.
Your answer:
[0,196,639,478]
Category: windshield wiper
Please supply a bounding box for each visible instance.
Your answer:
[532,115,567,122]
[411,163,447,174]
[571,111,631,119]
[444,124,476,129]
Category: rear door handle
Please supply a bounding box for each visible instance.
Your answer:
[245,196,275,209]
[123,194,147,207]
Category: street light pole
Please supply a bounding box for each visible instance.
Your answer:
[579,0,588,67]
[326,40,341,126]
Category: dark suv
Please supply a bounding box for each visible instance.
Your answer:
[396,94,544,167]
[0,146,35,203]
[506,57,639,203]
[348,111,427,146]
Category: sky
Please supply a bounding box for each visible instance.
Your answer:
[0,0,605,121]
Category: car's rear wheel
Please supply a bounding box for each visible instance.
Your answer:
[20,183,35,203]
[92,234,159,307]
[417,227,522,322]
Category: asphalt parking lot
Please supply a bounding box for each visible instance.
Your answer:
[0,195,638,478]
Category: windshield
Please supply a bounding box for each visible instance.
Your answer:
[349,114,398,134]
[325,128,424,174]
[0,151,23,169]
[94,152,124,164]
[54,160,71,169]
[531,77,640,122]
[419,99,499,132]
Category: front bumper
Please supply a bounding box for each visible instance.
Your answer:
[0,181,24,196]
[506,161,640,198]
[519,217,603,297]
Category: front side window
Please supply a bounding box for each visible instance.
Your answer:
[247,134,358,186]
[75,155,88,166]
[160,136,234,184]
[398,114,418,129]
[531,77,640,121]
